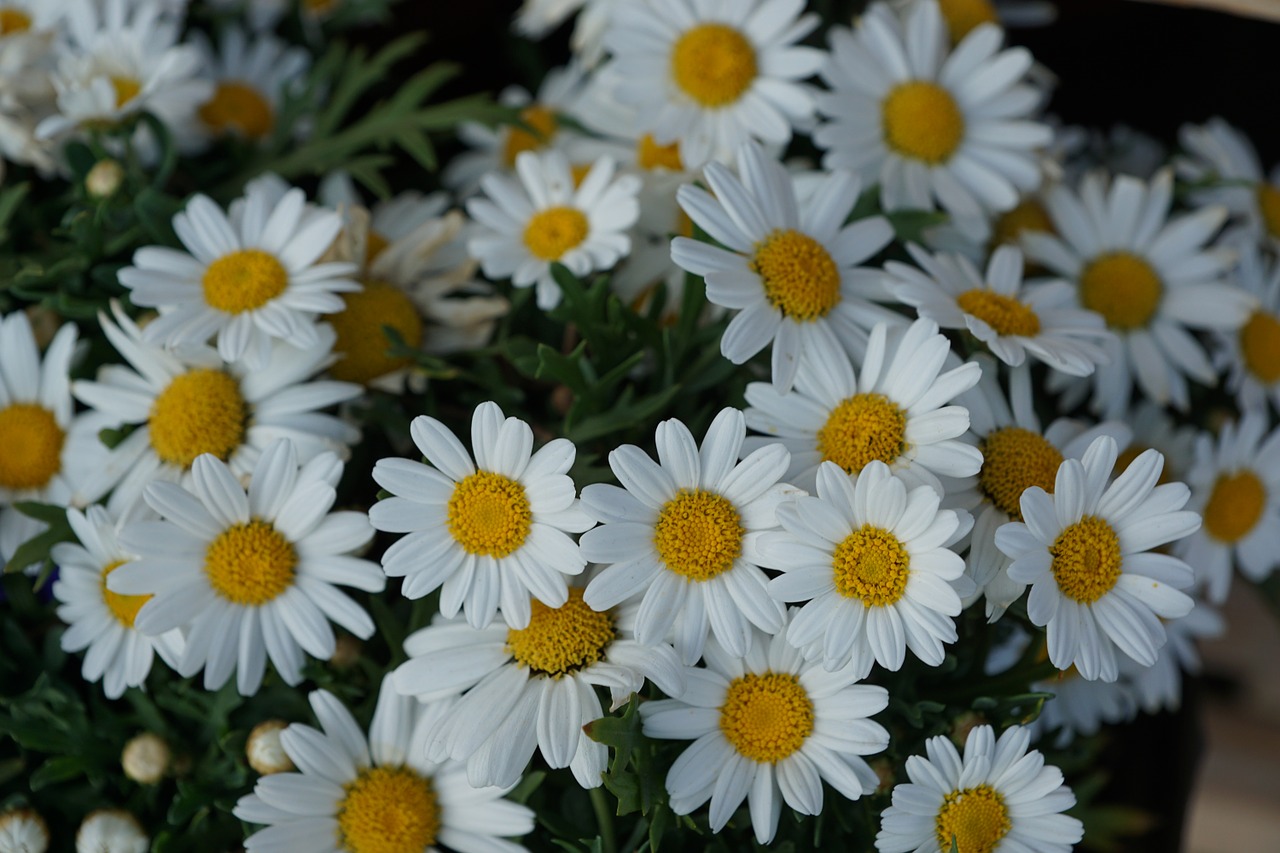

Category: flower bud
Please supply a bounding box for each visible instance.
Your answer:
[0,808,50,853]
[85,159,124,199]
[329,634,362,670]
[76,809,147,853]
[121,732,169,785]
[246,720,294,775]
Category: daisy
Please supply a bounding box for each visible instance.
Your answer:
[370,401,594,630]
[515,0,618,66]
[742,318,983,494]
[0,808,48,853]
[1021,168,1254,418]
[186,25,308,145]
[118,176,359,369]
[875,724,1084,853]
[234,678,534,853]
[107,439,384,695]
[396,590,684,789]
[815,0,1051,227]
[466,149,640,309]
[640,611,890,844]
[1214,238,1280,412]
[578,407,791,664]
[51,505,184,699]
[1177,410,1280,604]
[994,435,1200,682]
[75,809,147,853]
[603,0,825,169]
[1125,593,1223,716]
[1177,117,1280,246]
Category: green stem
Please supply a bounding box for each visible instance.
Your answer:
[589,787,618,853]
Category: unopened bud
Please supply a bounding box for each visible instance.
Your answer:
[76,809,147,853]
[329,634,362,670]
[0,808,50,853]
[247,720,294,775]
[949,711,987,748]
[121,732,169,785]
[85,159,124,199]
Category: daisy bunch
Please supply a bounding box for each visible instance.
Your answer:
[1177,116,1280,247]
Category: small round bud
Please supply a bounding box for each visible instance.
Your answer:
[76,809,147,853]
[329,634,362,670]
[85,159,124,199]
[0,807,50,853]
[247,720,294,775]
[948,711,987,748]
[121,733,169,785]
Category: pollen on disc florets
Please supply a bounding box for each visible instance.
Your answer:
[817,393,907,474]
[653,488,744,582]
[832,524,911,607]
[882,81,966,164]
[0,403,64,491]
[523,206,589,261]
[1202,469,1266,544]
[202,248,290,314]
[719,672,814,763]
[956,289,1041,337]
[203,520,297,606]
[328,279,425,384]
[199,81,275,139]
[102,559,150,628]
[670,23,757,108]
[1240,309,1280,384]
[750,229,842,321]
[337,766,440,853]
[1078,252,1163,330]
[506,589,616,677]
[446,470,533,558]
[148,369,248,468]
[1049,515,1122,604]
[978,427,1064,521]
[934,784,1012,853]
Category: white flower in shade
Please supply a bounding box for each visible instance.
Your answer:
[994,435,1200,682]
[578,408,790,664]
[1214,238,1280,412]
[51,506,183,699]
[71,303,360,516]
[1022,169,1254,418]
[1177,117,1280,247]
[1125,594,1223,716]
[640,612,889,845]
[0,808,48,853]
[603,0,825,169]
[234,679,534,853]
[516,0,618,65]
[396,591,684,789]
[670,141,896,391]
[815,0,1051,227]
[886,243,1112,376]
[875,725,1083,853]
[108,439,384,695]
[75,809,147,853]
[742,318,983,494]
[758,460,967,674]
[1177,410,1280,604]
[370,401,593,630]
[186,25,308,145]
[118,178,358,369]
[466,149,640,309]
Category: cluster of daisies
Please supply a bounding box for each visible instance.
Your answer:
[4,0,1280,850]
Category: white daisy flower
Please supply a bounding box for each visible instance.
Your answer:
[396,590,684,789]
[670,141,896,391]
[1214,237,1280,412]
[71,302,360,516]
[1177,117,1280,247]
[370,401,594,630]
[640,611,890,845]
[994,435,1200,682]
[0,808,48,853]
[578,407,790,664]
[1177,410,1280,604]
[186,25,308,145]
[1021,168,1254,418]
[815,0,1051,226]
[51,505,184,699]
[118,177,358,369]
[875,724,1083,853]
[1125,594,1223,716]
[514,0,619,65]
[466,149,640,309]
[742,318,983,494]
[1112,399,1197,486]
[108,439,384,695]
[234,678,534,853]
[75,809,147,853]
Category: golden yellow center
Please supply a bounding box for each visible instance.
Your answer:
[1203,470,1267,544]
[938,0,999,42]
[0,403,64,491]
[202,249,289,314]
[1050,515,1122,604]
[446,470,532,558]
[102,559,150,629]
[0,9,32,32]
[502,104,558,168]
[750,229,842,321]
[653,489,744,582]
[1256,183,1280,240]
[978,427,1063,521]
[817,393,907,474]
[719,672,814,763]
[337,766,439,853]
[328,280,425,384]
[365,230,390,265]
[671,23,757,108]
[991,198,1055,247]
[204,520,296,606]
[637,134,683,171]
[832,524,910,607]
[198,81,274,139]
[883,81,966,164]
[935,784,1012,853]
[506,589,616,677]
[148,369,247,468]
[1240,309,1280,384]
[956,289,1041,337]
[523,206,589,261]
[111,76,141,108]
[1078,252,1163,330]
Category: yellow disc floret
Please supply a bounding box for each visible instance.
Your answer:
[199,81,275,139]
[148,369,248,468]
[101,559,150,628]
[111,76,142,109]
[935,784,1012,853]
[1078,252,1163,330]
[337,766,439,853]
[204,520,297,606]
[938,0,999,43]
[503,105,558,168]
[883,81,965,164]
[636,134,683,172]
[1050,515,1122,604]
[0,8,32,33]
[507,589,615,677]
[956,289,1041,337]
[832,524,911,607]
[1257,183,1280,240]
[817,393,908,474]
[447,470,533,558]
[978,427,1063,521]
[653,489,743,582]
[1203,470,1266,544]
[202,249,289,314]
[719,672,814,763]
[0,403,64,491]
[671,23,757,108]
[1240,309,1280,384]
[328,280,425,384]
[991,198,1054,247]
[523,206,589,261]
[751,230,842,321]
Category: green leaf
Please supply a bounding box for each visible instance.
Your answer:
[12,501,70,525]
[30,756,85,791]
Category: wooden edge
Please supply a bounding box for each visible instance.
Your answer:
[1125,0,1280,23]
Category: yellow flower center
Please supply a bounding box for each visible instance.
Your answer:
[1203,470,1267,544]
[978,427,1063,521]
[750,229,842,321]
[0,9,32,33]
[202,249,289,314]
[1078,252,1163,330]
[446,470,532,558]
[502,104,558,168]
[0,403,64,491]
[365,230,390,265]
[148,369,248,468]
[204,520,297,606]
[670,23,757,108]
[111,76,141,108]
[636,134,683,172]
[832,524,910,607]
[882,81,966,164]
[1050,515,1122,604]
[934,784,1012,853]
[1256,183,1280,240]
[337,766,439,853]
[719,672,814,763]
[956,289,1041,337]
[101,559,150,629]
[1239,309,1280,384]
[817,393,907,474]
[991,198,1055,247]
[523,206,589,261]
[198,81,275,139]
[328,280,425,385]
[506,589,616,677]
[653,488,744,582]
[938,0,999,42]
